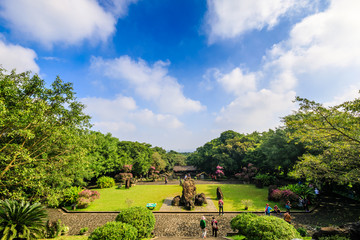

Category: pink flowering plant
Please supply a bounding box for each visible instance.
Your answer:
[123,164,133,173]
[215,165,225,177]
[76,189,100,209]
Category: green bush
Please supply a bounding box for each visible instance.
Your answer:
[79,227,89,235]
[254,174,276,187]
[45,191,62,208]
[0,199,47,240]
[297,227,308,237]
[97,176,116,188]
[246,216,300,240]
[89,221,137,240]
[62,186,83,206]
[115,206,156,239]
[280,184,315,199]
[230,213,258,235]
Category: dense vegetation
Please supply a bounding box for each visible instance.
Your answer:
[1,68,359,204]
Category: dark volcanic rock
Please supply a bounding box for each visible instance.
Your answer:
[172,195,181,206]
[195,193,207,206]
[216,187,223,200]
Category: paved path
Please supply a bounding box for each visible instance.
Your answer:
[159,197,217,212]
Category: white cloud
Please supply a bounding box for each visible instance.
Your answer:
[217,67,257,95]
[206,0,311,42]
[214,0,360,134]
[100,0,138,18]
[91,56,205,115]
[0,0,118,47]
[0,39,39,73]
[81,94,195,150]
[215,89,296,132]
[263,0,360,97]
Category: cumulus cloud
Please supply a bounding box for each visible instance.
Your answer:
[81,94,193,150]
[263,0,360,97]
[99,0,138,18]
[215,90,296,132]
[0,39,39,73]
[217,67,257,95]
[91,56,205,115]
[213,0,360,133]
[205,0,311,42]
[0,0,120,47]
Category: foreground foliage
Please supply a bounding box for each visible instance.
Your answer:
[89,221,138,240]
[115,206,156,239]
[231,213,300,240]
[0,199,47,240]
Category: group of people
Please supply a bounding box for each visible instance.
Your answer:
[265,201,293,224]
[200,216,219,239]
[199,199,224,238]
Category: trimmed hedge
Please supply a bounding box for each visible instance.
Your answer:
[230,214,300,240]
[246,215,300,240]
[96,176,116,189]
[115,206,155,239]
[230,213,257,235]
[88,221,137,240]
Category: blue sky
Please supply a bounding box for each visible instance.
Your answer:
[1,0,360,152]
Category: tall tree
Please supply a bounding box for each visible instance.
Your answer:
[283,96,360,185]
[0,69,91,200]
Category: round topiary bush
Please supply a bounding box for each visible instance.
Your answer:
[115,206,155,239]
[230,213,258,235]
[88,221,137,240]
[246,216,300,240]
[96,176,115,188]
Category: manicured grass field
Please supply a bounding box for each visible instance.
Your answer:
[75,184,280,212]
[76,184,182,211]
[196,184,280,211]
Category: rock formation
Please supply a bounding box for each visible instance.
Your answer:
[171,178,207,210]
[217,187,224,200]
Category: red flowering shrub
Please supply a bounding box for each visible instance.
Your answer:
[76,189,100,209]
[281,190,298,202]
[269,189,282,202]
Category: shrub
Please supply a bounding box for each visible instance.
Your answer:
[62,186,83,206]
[97,176,116,188]
[76,189,100,209]
[0,199,47,240]
[45,219,69,238]
[89,221,137,240]
[269,189,282,201]
[230,213,258,235]
[115,206,156,239]
[280,184,315,199]
[281,189,299,203]
[246,216,300,240]
[45,191,62,208]
[254,174,276,187]
[297,227,308,237]
[79,227,89,235]
[241,199,254,210]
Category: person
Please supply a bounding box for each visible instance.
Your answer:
[284,210,293,224]
[303,197,309,212]
[164,176,168,184]
[298,197,304,208]
[200,216,207,239]
[211,216,218,237]
[184,174,188,180]
[285,201,291,213]
[273,205,281,215]
[265,203,272,216]
[218,198,224,216]
[314,187,320,199]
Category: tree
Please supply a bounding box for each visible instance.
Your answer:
[283,96,360,185]
[0,69,91,200]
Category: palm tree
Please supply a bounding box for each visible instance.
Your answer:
[0,199,47,239]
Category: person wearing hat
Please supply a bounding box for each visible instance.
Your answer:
[200,216,207,238]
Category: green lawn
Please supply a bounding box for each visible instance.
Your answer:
[74,184,280,212]
[196,184,280,211]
